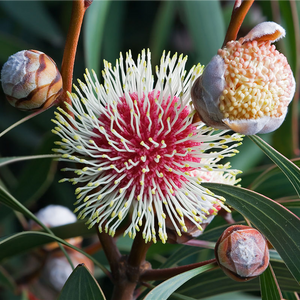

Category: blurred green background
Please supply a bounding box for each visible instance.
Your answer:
[0,1,299,299]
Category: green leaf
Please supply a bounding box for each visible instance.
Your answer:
[0,185,77,271]
[144,263,217,300]
[101,1,126,64]
[282,291,300,300]
[248,135,300,198]
[51,219,96,240]
[260,265,282,300]
[202,183,300,283]
[226,136,268,173]
[0,32,32,63]
[12,134,59,208]
[173,258,300,299]
[149,1,176,65]
[0,184,31,215]
[0,134,59,220]
[249,158,300,191]
[170,253,298,299]
[0,154,60,168]
[0,1,63,46]
[58,264,106,300]
[180,1,225,65]
[83,0,110,75]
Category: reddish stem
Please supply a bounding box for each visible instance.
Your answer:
[111,232,152,300]
[223,0,255,47]
[127,232,152,269]
[140,259,218,281]
[96,230,121,278]
[60,0,91,117]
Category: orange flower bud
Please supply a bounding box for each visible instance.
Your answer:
[215,225,269,281]
[192,22,295,135]
[1,50,62,111]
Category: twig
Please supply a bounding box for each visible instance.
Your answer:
[223,0,255,47]
[60,0,92,117]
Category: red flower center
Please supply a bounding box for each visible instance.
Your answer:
[93,91,201,200]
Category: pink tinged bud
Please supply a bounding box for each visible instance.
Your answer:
[192,22,295,135]
[215,225,269,281]
[1,50,63,111]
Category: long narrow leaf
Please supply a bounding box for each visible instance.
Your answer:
[144,263,217,300]
[174,259,300,299]
[83,0,110,75]
[0,185,74,269]
[58,264,106,300]
[202,182,300,283]
[260,264,282,300]
[149,1,176,65]
[249,135,300,197]
[0,154,60,168]
[249,158,300,191]
[180,1,224,65]
[0,231,108,276]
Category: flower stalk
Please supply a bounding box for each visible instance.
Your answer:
[223,0,255,47]
[60,0,91,117]
[140,259,218,282]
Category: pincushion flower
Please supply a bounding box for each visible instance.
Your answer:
[191,22,295,135]
[52,49,243,243]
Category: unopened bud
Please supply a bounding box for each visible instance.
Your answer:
[1,50,63,111]
[215,225,269,281]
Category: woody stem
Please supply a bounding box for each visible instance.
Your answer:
[60,0,91,117]
[223,0,254,47]
[140,259,218,281]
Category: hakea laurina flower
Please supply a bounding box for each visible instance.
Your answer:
[192,22,295,135]
[52,49,243,243]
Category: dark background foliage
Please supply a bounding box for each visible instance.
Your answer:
[0,1,299,300]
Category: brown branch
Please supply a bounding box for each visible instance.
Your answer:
[127,231,152,269]
[96,230,121,277]
[140,259,218,281]
[60,0,92,117]
[223,0,255,47]
[110,232,152,300]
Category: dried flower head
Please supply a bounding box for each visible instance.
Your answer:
[192,22,295,135]
[52,50,243,243]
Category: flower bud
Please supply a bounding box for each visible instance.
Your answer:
[215,225,269,281]
[192,22,295,135]
[1,50,62,111]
